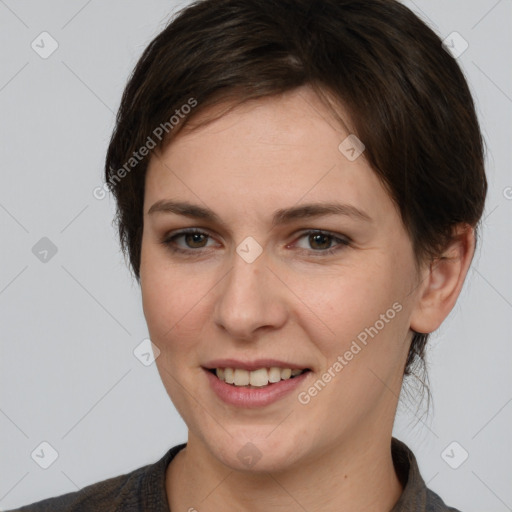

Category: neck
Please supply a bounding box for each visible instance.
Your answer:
[166,427,403,512]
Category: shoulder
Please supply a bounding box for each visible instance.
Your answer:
[10,469,145,511]
[391,438,464,512]
[6,444,186,512]
[425,488,462,512]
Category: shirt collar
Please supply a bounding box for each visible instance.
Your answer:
[390,437,433,511]
[157,438,455,511]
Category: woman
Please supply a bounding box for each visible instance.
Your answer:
[11,0,486,510]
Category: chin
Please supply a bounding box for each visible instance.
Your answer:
[198,425,311,474]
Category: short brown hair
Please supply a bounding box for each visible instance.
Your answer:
[105,0,487,377]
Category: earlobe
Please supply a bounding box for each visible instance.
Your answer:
[410,224,476,334]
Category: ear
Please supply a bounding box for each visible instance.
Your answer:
[410,224,476,334]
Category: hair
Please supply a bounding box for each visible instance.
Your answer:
[104,0,487,378]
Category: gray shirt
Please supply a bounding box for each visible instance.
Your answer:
[9,438,462,511]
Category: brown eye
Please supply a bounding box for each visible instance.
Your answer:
[308,233,333,250]
[183,232,209,248]
[161,229,216,254]
[293,230,350,256]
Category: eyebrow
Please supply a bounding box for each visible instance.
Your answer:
[147,200,372,226]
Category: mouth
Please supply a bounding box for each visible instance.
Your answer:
[206,367,311,388]
[202,359,312,407]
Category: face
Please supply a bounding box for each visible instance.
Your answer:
[140,86,422,472]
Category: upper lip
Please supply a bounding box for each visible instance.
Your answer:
[203,359,310,371]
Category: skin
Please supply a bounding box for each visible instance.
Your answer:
[139,85,475,511]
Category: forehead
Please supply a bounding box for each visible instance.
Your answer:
[144,88,395,223]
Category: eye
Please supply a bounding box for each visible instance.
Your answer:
[161,228,216,254]
[292,230,350,256]
[161,228,351,257]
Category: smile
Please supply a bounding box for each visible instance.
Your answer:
[204,364,311,408]
[212,367,308,387]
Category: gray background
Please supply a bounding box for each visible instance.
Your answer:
[0,1,510,510]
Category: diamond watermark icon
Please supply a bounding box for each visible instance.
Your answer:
[442,32,468,59]
[441,441,469,469]
[31,441,59,469]
[133,338,161,366]
[31,32,59,59]
[236,236,263,263]
[338,134,365,162]
[32,237,58,263]
[237,442,262,468]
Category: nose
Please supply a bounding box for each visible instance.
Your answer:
[213,248,288,341]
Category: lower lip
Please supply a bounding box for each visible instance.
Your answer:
[204,369,310,408]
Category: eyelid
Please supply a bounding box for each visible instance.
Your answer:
[161,227,351,256]
[291,228,352,244]
[160,227,218,251]
[289,229,351,256]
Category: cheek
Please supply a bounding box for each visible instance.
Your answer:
[296,272,411,423]
[140,245,208,350]
[293,263,403,336]
[142,279,207,351]
[295,259,413,380]
[140,256,211,415]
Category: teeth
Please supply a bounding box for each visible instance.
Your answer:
[249,368,269,387]
[224,367,235,384]
[234,369,250,386]
[281,368,292,380]
[214,367,306,387]
[268,367,281,383]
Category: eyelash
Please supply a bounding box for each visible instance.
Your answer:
[160,228,351,257]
